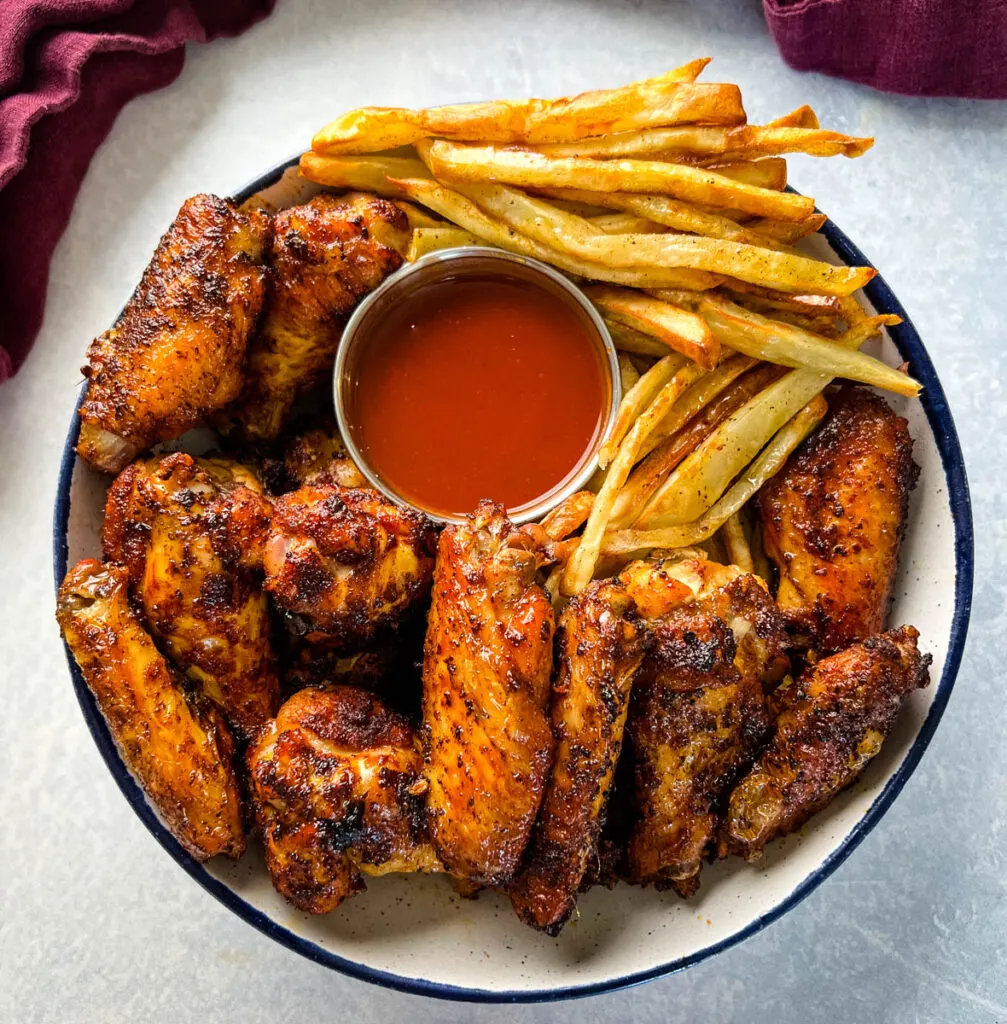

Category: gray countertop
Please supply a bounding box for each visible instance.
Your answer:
[2,1,1004,1020]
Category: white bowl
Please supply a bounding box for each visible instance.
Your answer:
[52,157,973,1002]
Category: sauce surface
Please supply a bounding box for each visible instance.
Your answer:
[351,275,607,517]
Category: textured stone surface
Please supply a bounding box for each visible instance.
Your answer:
[1,0,1003,1020]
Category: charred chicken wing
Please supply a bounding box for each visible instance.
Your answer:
[278,419,368,491]
[422,501,555,887]
[77,194,269,473]
[57,560,245,860]
[757,386,919,654]
[224,192,410,441]
[625,558,788,896]
[247,685,440,913]
[103,453,279,741]
[723,625,930,861]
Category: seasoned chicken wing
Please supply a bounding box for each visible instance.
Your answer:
[103,453,279,741]
[625,558,788,896]
[224,192,410,441]
[723,625,930,861]
[77,194,269,473]
[247,686,440,913]
[757,386,919,654]
[264,483,436,649]
[57,560,245,860]
[278,419,368,491]
[422,501,555,887]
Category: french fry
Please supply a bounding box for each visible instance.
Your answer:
[749,514,772,583]
[407,226,485,261]
[601,394,828,555]
[562,361,707,594]
[720,511,753,571]
[748,213,827,244]
[706,158,788,191]
[539,490,596,541]
[395,201,445,229]
[697,294,918,395]
[767,105,820,129]
[388,178,723,289]
[618,351,642,392]
[589,212,670,234]
[586,286,719,369]
[311,62,745,154]
[298,152,431,196]
[605,320,672,357]
[424,141,812,220]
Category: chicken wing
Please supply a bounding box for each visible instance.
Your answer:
[723,625,930,861]
[223,192,410,441]
[757,386,919,654]
[264,483,436,650]
[625,558,788,896]
[103,453,279,742]
[77,194,270,473]
[246,685,440,913]
[57,560,245,860]
[422,501,555,887]
[277,418,368,491]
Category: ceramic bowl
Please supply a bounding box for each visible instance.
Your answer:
[53,156,973,1002]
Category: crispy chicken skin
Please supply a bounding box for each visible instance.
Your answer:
[246,686,440,913]
[224,192,410,441]
[103,453,279,741]
[264,483,437,649]
[757,386,919,654]
[281,420,368,491]
[422,501,555,886]
[77,194,270,473]
[625,558,788,896]
[723,625,930,861]
[57,560,245,860]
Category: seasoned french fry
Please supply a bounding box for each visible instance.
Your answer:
[311,62,744,154]
[720,511,753,572]
[389,178,723,289]
[705,158,788,191]
[407,226,485,261]
[747,213,827,244]
[586,286,719,369]
[539,490,596,541]
[618,351,641,392]
[298,152,431,196]
[605,320,672,357]
[589,213,669,234]
[767,105,820,129]
[749,511,772,583]
[601,394,828,555]
[395,201,445,229]
[424,141,812,220]
[697,295,918,395]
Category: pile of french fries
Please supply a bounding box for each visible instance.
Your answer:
[302,59,919,599]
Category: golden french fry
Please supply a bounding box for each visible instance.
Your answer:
[719,282,843,318]
[618,351,641,392]
[748,213,827,244]
[311,62,744,154]
[720,511,753,572]
[605,320,672,357]
[425,141,812,220]
[407,226,485,261]
[539,491,596,541]
[589,212,669,234]
[767,105,820,129]
[601,394,828,555]
[298,151,431,196]
[395,201,445,229]
[705,157,788,191]
[586,286,719,369]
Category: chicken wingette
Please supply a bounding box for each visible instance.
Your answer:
[757,385,918,654]
[422,501,555,887]
[278,419,368,491]
[247,686,441,913]
[103,453,279,742]
[723,625,930,861]
[223,192,410,441]
[57,560,245,860]
[625,557,788,896]
[77,194,269,473]
[264,483,436,649]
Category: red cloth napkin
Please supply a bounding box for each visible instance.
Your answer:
[764,0,1007,99]
[0,0,274,385]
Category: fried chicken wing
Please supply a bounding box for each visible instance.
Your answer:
[757,386,919,654]
[625,558,788,896]
[264,483,436,650]
[279,419,368,491]
[77,194,269,473]
[723,625,930,861]
[247,686,440,913]
[422,501,555,886]
[57,560,245,860]
[103,453,279,741]
[224,192,410,441]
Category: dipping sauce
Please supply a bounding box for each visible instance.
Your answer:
[349,274,608,518]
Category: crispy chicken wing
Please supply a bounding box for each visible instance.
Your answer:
[246,686,440,913]
[422,501,555,886]
[625,558,788,896]
[757,386,919,654]
[57,560,245,860]
[277,419,368,491]
[264,483,436,650]
[77,194,269,473]
[103,453,279,741]
[223,192,410,441]
[723,625,930,861]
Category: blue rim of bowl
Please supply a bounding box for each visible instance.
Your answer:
[52,156,974,1004]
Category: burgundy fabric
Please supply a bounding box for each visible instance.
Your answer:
[764,0,1007,99]
[0,0,274,384]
